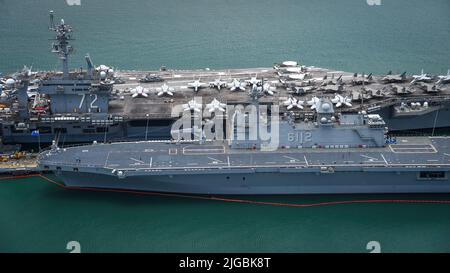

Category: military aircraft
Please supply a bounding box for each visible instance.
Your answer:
[437,70,450,85]
[246,74,262,86]
[362,87,389,99]
[182,99,202,112]
[331,94,352,108]
[130,86,150,98]
[327,74,343,85]
[209,78,228,90]
[411,69,432,84]
[391,84,414,95]
[416,82,442,94]
[258,82,277,96]
[156,83,175,96]
[140,74,164,83]
[283,97,304,110]
[352,73,373,85]
[307,96,321,110]
[306,74,343,87]
[228,79,246,92]
[206,98,226,113]
[382,71,407,83]
[317,84,344,93]
[291,86,316,95]
[351,89,373,101]
[188,79,208,92]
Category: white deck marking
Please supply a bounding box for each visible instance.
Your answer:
[361,154,379,161]
[104,151,111,168]
[130,157,145,164]
[389,143,437,153]
[149,157,153,168]
[227,156,231,167]
[283,155,300,162]
[303,155,309,166]
[207,157,223,163]
[182,145,225,155]
[380,154,388,165]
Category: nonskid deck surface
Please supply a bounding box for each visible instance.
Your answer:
[39,137,450,171]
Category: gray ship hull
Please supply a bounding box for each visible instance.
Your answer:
[56,168,450,195]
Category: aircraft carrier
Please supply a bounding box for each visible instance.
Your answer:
[38,94,450,195]
[1,11,450,149]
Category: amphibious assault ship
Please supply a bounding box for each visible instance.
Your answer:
[38,87,450,195]
[2,11,450,148]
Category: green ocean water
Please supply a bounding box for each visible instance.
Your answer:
[1,0,450,252]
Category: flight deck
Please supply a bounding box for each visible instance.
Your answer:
[39,137,450,173]
[108,67,450,120]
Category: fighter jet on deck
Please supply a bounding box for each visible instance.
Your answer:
[352,73,373,85]
[382,71,407,83]
[437,70,450,85]
[188,79,208,92]
[411,69,432,84]
[209,78,227,91]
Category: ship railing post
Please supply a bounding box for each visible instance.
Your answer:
[145,114,150,141]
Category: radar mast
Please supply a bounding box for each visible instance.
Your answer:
[49,10,74,78]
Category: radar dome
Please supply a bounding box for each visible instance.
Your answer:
[100,71,107,79]
[320,117,327,123]
[5,79,15,86]
[321,102,331,111]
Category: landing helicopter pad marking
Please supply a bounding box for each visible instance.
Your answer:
[182,145,225,155]
[104,150,155,168]
[360,154,385,164]
[389,143,437,153]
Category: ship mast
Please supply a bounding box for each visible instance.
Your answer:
[49,10,74,79]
